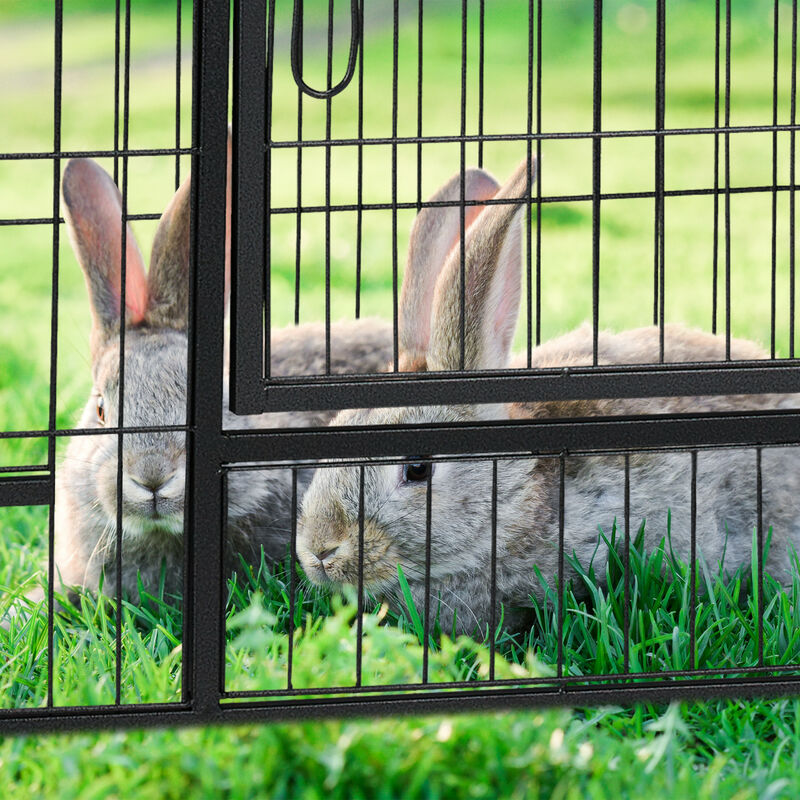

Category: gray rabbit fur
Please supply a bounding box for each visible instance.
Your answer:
[53,156,392,604]
[296,157,800,636]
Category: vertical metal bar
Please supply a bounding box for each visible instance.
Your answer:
[477,0,485,167]
[654,0,666,361]
[690,451,697,670]
[459,0,468,371]
[591,0,603,365]
[356,465,365,687]
[113,0,121,183]
[422,463,433,684]
[526,0,534,367]
[355,0,365,318]
[416,0,424,212]
[623,454,630,676]
[324,0,334,374]
[46,0,64,710]
[391,0,400,372]
[287,469,298,690]
[187,0,230,721]
[230,0,267,413]
[756,448,764,667]
[556,453,565,680]
[114,0,133,705]
[220,471,230,693]
[771,0,779,359]
[791,0,798,357]
[175,0,182,190]
[264,0,276,381]
[177,0,201,700]
[294,8,304,327]
[535,0,542,350]
[724,0,732,359]
[488,460,498,681]
[712,0,720,334]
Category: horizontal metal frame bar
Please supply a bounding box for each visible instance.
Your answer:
[223,442,793,472]
[213,672,800,718]
[222,661,800,700]
[0,703,190,735]
[0,474,53,507]
[0,147,196,161]
[265,183,800,216]
[3,675,800,735]
[0,212,163,227]
[221,409,800,463]
[254,360,800,414]
[0,464,48,475]
[0,424,189,441]
[267,122,800,149]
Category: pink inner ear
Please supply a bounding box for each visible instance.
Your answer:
[462,201,486,236]
[404,170,501,357]
[102,211,148,326]
[64,159,149,327]
[121,232,149,325]
[93,180,148,325]
[456,172,501,247]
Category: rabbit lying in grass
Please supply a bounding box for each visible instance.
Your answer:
[50,155,393,605]
[295,157,800,636]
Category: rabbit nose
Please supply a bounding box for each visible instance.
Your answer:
[130,470,176,495]
[130,474,159,493]
[315,546,339,566]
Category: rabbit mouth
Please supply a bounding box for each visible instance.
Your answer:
[123,513,184,538]
[299,546,398,591]
[297,515,402,590]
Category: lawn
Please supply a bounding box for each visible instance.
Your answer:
[3,0,800,796]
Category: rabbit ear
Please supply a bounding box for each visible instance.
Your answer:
[399,167,500,362]
[146,172,192,329]
[61,159,148,342]
[427,156,536,371]
[149,124,230,327]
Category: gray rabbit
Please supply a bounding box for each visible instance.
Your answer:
[52,156,392,603]
[295,157,800,636]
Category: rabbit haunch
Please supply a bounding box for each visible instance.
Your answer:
[54,156,392,602]
[296,156,800,636]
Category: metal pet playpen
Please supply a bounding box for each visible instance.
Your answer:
[2,0,800,732]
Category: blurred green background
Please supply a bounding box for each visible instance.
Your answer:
[3,1,800,795]
[0,0,795,456]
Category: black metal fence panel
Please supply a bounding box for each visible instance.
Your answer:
[3,0,800,735]
[231,0,800,415]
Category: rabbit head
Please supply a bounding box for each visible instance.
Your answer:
[56,158,196,589]
[58,143,271,595]
[56,140,396,599]
[296,158,536,628]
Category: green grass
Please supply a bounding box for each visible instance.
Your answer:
[4,0,800,795]
[5,526,800,796]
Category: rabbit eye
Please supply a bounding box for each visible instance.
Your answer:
[403,462,432,483]
[96,396,106,425]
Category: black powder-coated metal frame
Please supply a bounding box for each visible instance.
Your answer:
[231,0,800,415]
[4,0,800,734]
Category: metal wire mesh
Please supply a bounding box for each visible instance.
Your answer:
[3,0,800,733]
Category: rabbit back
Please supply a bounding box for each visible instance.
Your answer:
[507,323,800,600]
